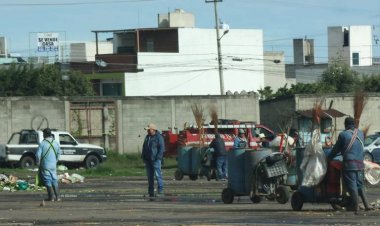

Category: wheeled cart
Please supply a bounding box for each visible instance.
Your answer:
[174,146,209,181]
[221,149,290,204]
[291,159,347,211]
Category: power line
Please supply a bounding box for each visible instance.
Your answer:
[0,0,154,6]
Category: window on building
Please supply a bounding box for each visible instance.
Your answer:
[102,83,122,96]
[146,39,154,52]
[352,52,359,66]
[343,29,349,47]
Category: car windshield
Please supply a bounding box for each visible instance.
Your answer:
[364,134,380,146]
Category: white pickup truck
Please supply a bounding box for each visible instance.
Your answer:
[0,129,107,169]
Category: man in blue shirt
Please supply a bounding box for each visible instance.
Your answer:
[328,117,371,212]
[141,123,165,199]
[36,128,61,201]
[233,129,248,148]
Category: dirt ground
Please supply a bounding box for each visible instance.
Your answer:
[0,174,379,226]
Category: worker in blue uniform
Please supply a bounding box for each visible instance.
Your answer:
[328,117,372,212]
[36,128,61,201]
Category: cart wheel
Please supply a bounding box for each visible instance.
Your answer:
[204,169,212,181]
[189,174,198,181]
[331,203,344,211]
[221,188,234,204]
[290,185,298,191]
[291,191,304,211]
[275,186,290,204]
[174,169,184,180]
[250,195,262,203]
[265,193,276,201]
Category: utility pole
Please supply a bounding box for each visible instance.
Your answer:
[206,0,225,95]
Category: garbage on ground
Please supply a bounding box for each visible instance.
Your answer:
[1,171,86,192]
[57,165,68,171]
[58,173,85,184]
[0,174,35,192]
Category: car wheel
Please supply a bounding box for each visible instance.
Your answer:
[364,152,373,162]
[174,169,184,180]
[221,188,234,204]
[85,155,100,169]
[20,156,36,169]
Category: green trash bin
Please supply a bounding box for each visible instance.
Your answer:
[175,146,204,181]
[222,148,272,204]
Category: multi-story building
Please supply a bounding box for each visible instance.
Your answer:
[328,26,372,67]
[71,9,265,96]
[285,25,379,84]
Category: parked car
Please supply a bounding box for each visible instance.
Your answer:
[364,132,380,163]
[0,129,107,169]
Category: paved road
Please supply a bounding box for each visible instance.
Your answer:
[0,175,379,225]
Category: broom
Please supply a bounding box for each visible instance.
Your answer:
[353,89,367,128]
[209,105,218,134]
[191,104,205,147]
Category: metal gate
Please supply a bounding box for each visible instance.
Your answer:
[69,100,116,150]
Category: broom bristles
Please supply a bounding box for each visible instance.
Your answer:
[353,90,367,128]
[362,124,371,139]
[191,104,205,128]
[312,101,323,126]
[191,104,205,147]
[209,105,218,133]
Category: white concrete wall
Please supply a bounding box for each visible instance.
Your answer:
[328,26,351,65]
[263,51,287,91]
[70,41,113,62]
[328,26,372,66]
[158,9,195,28]
[349,26,372,66]
[124,28,264,96]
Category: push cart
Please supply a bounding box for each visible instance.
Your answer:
[221,149,290,204]
[199,147,216,181]
[291,160,347,211]
[174,146,209,181]
[291,148,347,211]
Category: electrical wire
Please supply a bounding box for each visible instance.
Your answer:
[0,0,155,6]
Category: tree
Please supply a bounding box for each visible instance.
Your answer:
[362,74,380,92]
[0,63,94,96]
[257,86,274,100]
[320,63,360,93]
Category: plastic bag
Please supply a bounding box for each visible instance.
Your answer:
[35,170,43,187]
[300,130,327,187]
[364,160,380,185]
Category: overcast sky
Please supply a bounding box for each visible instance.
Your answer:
[1,0,379,63]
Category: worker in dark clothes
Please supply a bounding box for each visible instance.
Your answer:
[209,133,228,181]
[328,117,372,212]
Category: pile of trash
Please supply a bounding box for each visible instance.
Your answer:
[1,165,85,192]
[58,172,85,184]
[0,174,38,192]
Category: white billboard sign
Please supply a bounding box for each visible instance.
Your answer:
[37,32,59,52]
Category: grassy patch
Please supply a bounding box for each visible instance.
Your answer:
[79,152,177,177]
[0,152,177,178]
